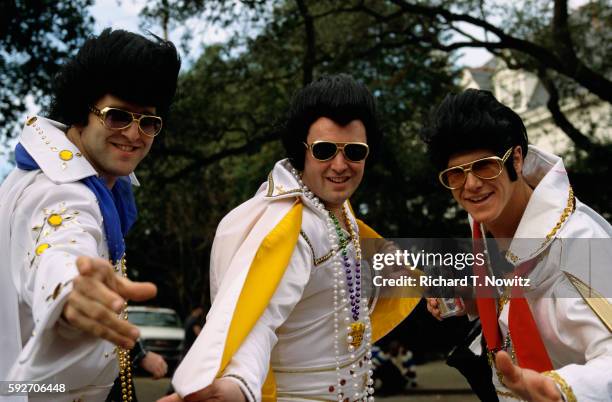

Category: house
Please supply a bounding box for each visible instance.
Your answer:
[460,58,612,155]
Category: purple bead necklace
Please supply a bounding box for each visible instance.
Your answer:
[329,211,361,321]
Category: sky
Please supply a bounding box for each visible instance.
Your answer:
[92,0,234,68]
[92,0,494,67]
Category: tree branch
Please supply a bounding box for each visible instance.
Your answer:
[295,0,315,85]
[537,69,596,152]
[552,0,577,64]
[388,0,612,103]
[160,132,279,183]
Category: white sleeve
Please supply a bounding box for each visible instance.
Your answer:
[551,296,612,402]
[546,235,612,401]
[8,179,111,382]
[219,237,312,402]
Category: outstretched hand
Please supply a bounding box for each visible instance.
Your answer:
[62,256,157,348]
[157,378,246,402]
[496,351,563,402]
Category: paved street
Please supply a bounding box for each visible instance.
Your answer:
[135,360,479,402]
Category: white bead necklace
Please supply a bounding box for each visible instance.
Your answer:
[290,166,375,402]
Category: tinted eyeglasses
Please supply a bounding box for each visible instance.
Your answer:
[439,147,514,190]
[89,106,163,137]
[303,141,370,163]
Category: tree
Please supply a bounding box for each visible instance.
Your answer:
[130,0,611,318]
[130,0,611,357]
[359,0,612,154]
[0,0,94,141]
[127,0,460,314]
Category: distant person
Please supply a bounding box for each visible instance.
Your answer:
[183,306,206,356]
[0,28,180,401]
[370,340,417,395]
[422,89,612,402]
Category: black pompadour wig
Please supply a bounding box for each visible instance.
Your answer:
[421,89,528,181]
[49,28,181,126]
[281,74,381,170]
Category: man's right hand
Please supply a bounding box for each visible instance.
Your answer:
[426,297,443,321]
[157,378,247,402]
[61,256,157,348]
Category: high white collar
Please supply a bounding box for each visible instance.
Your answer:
[506,145,573,264]
[262,158,354,222]
[18,116,139,186]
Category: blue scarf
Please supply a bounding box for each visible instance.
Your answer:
[15,143,137,264]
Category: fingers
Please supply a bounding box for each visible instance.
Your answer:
[537,378,563,402]
[496,352,563,402]
[77,257,157,305]
[62,297,136,348]
[73,273,125,313]
[496,351,522,385]
[157,393,183,402]
[426,298,442,321]
[77,256,157,303]
[76,256,114,282]
[115,276,157,302]
[69,275,140,341]
[70,256,155,347]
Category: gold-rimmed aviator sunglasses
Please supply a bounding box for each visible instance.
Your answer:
[303,140,370,163]
[438,147,514,190]
[89,106,163,137]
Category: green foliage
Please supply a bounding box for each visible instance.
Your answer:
[126,0,461,314]
[126,0,611,318]
[0,0,94,140]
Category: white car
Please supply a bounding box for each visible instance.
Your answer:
[127,306,185,371]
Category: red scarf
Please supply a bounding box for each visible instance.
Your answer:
[472,221,553,372]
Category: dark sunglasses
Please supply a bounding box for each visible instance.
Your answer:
[89,106,163,137]
[303,141,370,162]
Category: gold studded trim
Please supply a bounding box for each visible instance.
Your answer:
[300,230,317,265]
[47,214,63,227]
[266,172,274,196]
[274,188,302,197]
[59,150,73,161]
[30,205,82,267]
[45,280,72,302]
[506,250,519,264]
[35,243,51,255]
[265,172,302,198]
[496,390,526,400]
[544,186,575,243]
[223,374,256,402]
[505,186,575,263]
[564,271,612,332]
[24,116,82,171]
[542,370,577,402]
[316,250,334,266]
[299,230,335,267]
